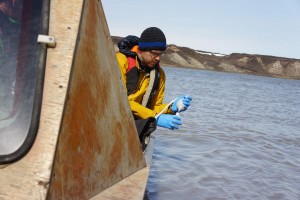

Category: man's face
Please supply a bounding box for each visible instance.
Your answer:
[138,50,164,68]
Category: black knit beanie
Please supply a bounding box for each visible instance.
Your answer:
[138,27,167,51]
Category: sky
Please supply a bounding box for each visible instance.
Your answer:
[101,0,300,59]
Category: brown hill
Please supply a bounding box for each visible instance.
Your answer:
[112,36,300,80]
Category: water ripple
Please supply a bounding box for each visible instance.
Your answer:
[146,68,300,200]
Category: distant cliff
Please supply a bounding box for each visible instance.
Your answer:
[112,36,300,80]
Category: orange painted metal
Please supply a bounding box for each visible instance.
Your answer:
[47,1,146,199]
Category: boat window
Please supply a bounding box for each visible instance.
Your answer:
[0,0,49,164]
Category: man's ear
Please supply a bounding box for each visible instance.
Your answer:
[137,49,144,56]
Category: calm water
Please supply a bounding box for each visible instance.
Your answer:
[145,67,300,200]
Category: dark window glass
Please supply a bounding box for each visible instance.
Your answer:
[0,0,49,163]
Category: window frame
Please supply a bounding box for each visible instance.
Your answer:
[0,0,50,164]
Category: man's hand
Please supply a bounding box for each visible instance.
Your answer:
[156,114,182,130]
[171,95,192,113]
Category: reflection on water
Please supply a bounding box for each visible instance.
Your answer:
[146,67,300,200]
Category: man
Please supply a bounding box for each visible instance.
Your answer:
[116,27,192,149]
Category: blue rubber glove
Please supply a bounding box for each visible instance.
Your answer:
[156,114,182,130]
[171,95,192,113]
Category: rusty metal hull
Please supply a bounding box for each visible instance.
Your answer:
[47,0,146,199]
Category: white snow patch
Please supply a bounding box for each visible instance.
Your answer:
[195,50,226,57]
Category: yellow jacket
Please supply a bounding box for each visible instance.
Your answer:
[116,52,173,119]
